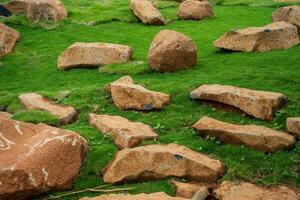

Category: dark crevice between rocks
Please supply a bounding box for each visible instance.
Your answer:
[0,5,12,17]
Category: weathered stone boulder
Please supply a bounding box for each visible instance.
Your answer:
[213,181,299,200]
[105,75,134,92]
[148,29,197,72]
[171,180,210,198]
[130,0,166,25]
[190,84,287,120]
[18,93,77,125]
[0,111,12,119]
[287,117,300,138]
[178,0,213,20]
[108,76,170,111]
[0,23,20,57]
[0,118,88,200]
[213,21,299,52]
[191,187,210,200]
[57,42,133,70]
[80,192,188,200]
[192,116,295,153]
[89,113,158,149]
[1,0,32,15]
[27,0,67,23]
[102,144,224,184]
[272,6,300,32]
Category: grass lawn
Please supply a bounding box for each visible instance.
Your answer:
[0,0,299,199]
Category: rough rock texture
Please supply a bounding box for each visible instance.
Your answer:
[178,0,213,20]
[57,42,133,70]
[130,0,166,25]
[0,118,88,200]
[105,75,134,92]
[0,111,12,119]
[193,116,295,153]
[1,0,33,15]
[213,181,299,200]
[0,23,20,57]
[18,93,77,125]
[109,76,170,110]
[213,21,299,52]
[80,192,188,200]
[88,113,158,149]
[171,180,209,198]
[191,187,210,200]
[103,144,224,184]
[190,84,287,120]
[286,117,300,138]
[272,6,300,32]
[148,29,197,72]
[27,0,67,23]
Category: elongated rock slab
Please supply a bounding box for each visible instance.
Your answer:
[89,113,158,149]
[0,118,88,200]
[287,117,300,138]
[57,42,133,70]
[130,0,166,25]
[213,21,299,52]
[213,181,299,200]
[103,144,224,184]
[80,192,187,200]
[190,84,287,120]
[0,23,20,57]
[19,93,77,125]
[192,116,295,153]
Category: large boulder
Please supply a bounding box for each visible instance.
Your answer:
[57,42,133,70]
[178,0,213,20]
[213,181,299,200]
[80,192,188,200]
[0,118,88,200]
[192,116,295,153]
[18,93,77,125]
[148,30,197,72]
[130,0,166,25]
[190,84,287,121]
[272,6,300,33]
[108,76,170,111]
[286,117,300,138]
[88,113,158,149]
[213,21,299,52]
[0,23,20,57]
[102,144,224,184]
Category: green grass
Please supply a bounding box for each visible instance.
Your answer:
[0,0,299,199]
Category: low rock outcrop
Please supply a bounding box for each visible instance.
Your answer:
[0,23,20,57]
[178,0,213,20]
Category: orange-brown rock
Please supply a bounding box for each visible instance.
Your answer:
[148,29,197,72]
[171,180,210,198]
[102,144,224,184]
[0,23,20,57]
[178,0,213,20]
[192,116,295,153]
[27,0,67,23]
[105,75,134,92]
[130,0,166,25]
[0,111,12,120]
[18,93,77,125]
[88,113,158,149]
[213,21,299,52]
[287,117,300,138]
[213,181,299,200]
[109,76,170,111]
[80,192,188,200]
[57,42,133,70]
[1,0,33,15]
[0,118,88,200]
[191,187,210,200]
[272,6,300,32]
[190,84,287,120]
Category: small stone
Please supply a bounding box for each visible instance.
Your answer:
[0,23,20,57]
[178,0,213,20]
[171,180,210,198]
[272,6,300,32]
[286,117,300,138]
[191,187,210,200]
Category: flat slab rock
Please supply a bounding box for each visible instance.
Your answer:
[213,21,299,52]
[287,117,300,138]
[192,116,295,153]
[171,180,211,198]
[102,143,224,184]
[178,0,213,20]
[272,6,300,32]
[108,76,170,111]
[18,93,77,125]
[148,29,197,72]
[0,23,20,57]
[88,113,158,149]
[0,118,87,200]
[57,42,133,70]
[213,181,299,200]
[130,0,166,25]
[80,192,188,200]
[190,84,287,121]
